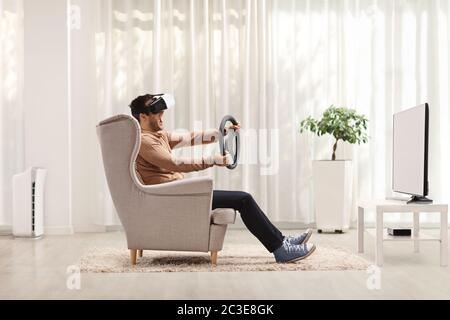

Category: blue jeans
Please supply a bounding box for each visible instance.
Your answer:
[212,190,284,253]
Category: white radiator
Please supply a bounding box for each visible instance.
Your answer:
[12,168,46,238]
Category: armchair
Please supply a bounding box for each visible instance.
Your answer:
[96,115,236,265]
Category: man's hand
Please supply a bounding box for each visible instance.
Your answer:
[206,152,232,167]
[215,155,229,167]
[224,122,241,135]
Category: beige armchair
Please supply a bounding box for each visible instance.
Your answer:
[96,115,236,265]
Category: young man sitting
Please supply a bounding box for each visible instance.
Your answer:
[129,94,316,263]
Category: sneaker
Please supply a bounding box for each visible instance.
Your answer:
[284,229,313,246]
[273,242,316,263]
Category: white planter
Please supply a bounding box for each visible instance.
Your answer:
[313,160,352,232]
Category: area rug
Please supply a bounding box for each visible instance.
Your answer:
[78,244,370,273]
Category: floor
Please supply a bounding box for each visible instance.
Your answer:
[1,229,450,300]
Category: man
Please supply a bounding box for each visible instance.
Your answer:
[129,94,316,263]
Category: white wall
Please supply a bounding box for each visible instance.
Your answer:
[23,0,73,234]
[0,0,24,228]
[70,0,117,232]
[13,0,116,234]
[70,0,97,231]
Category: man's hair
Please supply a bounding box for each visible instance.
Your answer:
[129,94,156,122]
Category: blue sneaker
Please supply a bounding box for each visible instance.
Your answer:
[284,229,313,246]
[273,242,316,263]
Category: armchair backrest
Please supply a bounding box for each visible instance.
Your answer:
[96,115,142,229]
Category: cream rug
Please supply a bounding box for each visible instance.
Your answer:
[79,244,370,273]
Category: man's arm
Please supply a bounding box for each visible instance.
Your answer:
[167,129,220,149]
[140,136,227,173]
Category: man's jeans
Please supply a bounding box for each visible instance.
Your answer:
[212,190,284,253]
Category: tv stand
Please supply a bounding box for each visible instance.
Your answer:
[358,199,448,267]
[407,196,433,204]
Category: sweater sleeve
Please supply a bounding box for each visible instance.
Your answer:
[139,136,214,173]
[167,129,220,149]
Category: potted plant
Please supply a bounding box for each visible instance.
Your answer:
[300,106,369,233]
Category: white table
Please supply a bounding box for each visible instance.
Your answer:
[358,199,448,267]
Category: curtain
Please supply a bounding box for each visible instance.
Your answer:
[0,0,23,226]
[72,0,450,227]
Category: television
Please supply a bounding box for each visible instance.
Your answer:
[392,103,432,204]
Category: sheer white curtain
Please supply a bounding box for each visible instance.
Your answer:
[0,0,23,226]
[76,0,450,227]
[273,0,450,225]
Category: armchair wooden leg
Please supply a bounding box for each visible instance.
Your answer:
[210,251,218,265]
[138,250,143,258]
[130,249,137,265]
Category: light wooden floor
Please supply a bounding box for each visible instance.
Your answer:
[1,229,450,300]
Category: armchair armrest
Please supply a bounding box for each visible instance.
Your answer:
[134,177,213,196]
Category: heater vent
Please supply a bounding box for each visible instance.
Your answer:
[31,182,36,232]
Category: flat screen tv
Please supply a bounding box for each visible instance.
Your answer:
[392,103,432,204]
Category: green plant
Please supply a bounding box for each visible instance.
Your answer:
[300,105,369,161]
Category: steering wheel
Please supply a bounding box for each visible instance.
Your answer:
[219,115,240,170]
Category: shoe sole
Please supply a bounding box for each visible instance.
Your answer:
[281,244,317,264]
[300,229,313,245]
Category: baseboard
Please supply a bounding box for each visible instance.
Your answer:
[1,225,74,236]
[44,226,74,235]
[73,225,107,233]
[357,222,447,229]
[0,225,12,236]
[228,218,315,230]
[105,225,124,232]
[229,219,448,231]
[4,221,444,235]
[73,224,124,233]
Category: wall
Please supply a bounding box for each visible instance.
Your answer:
[10,0,116,234]
[23,0,73,234]
[69,0,119,232]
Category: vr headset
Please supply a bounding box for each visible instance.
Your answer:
[132,94,176,115]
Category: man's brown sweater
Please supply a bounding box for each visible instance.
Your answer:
[136,129,220,185]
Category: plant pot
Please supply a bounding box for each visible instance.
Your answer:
[313,160,352,233]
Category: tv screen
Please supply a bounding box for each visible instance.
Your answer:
[392,103,429,198]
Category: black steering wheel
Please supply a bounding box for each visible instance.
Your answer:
[219,115,240,170]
